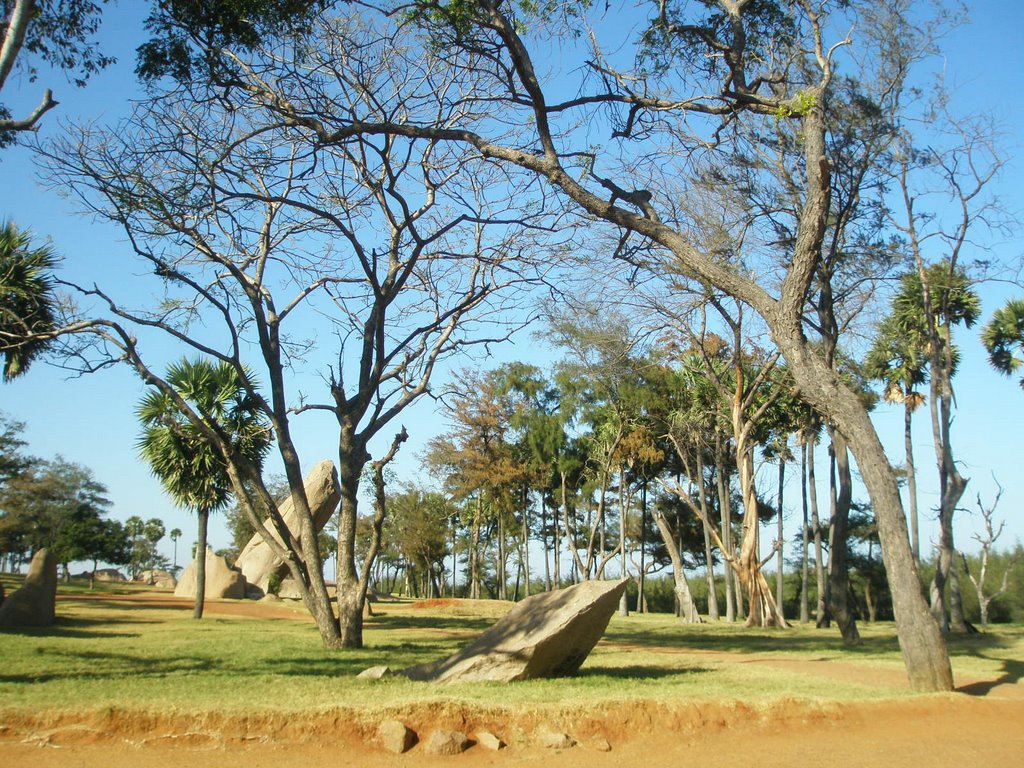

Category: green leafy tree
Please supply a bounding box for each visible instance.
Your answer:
[0,455,113,578]
[137,358,271,619]
[0,222,58,381]
[981,298,1024,390]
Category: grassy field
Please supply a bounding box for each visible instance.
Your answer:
[1,578,1022,718]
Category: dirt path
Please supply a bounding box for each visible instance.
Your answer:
[4,593,1022,766]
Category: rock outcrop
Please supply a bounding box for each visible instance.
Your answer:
[0,548,58,628]
[174,548,246,600]
[402,578,628,684]
[234,460,340,595]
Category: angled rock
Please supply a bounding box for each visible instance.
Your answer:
[235,459,340,595]
[0,548,58,628]
[402,578,628,684]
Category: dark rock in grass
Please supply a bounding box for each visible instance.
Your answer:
[0,548,58,628]
[234,459,340,596]
[536,729,576,750]
[377,719,416,754]
[476,730,506,750]
[174,548,246,600]
[402,578,628,684]
[423,729,470,755]
[357,665,391,680]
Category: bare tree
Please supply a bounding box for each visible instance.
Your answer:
[265,0,952,690]
[959,482,1017,629]
[38,23,556,647]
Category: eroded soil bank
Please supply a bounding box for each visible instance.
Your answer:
[3,696,1024,767]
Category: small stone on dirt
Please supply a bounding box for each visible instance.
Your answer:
[376,719,416,754]
[536,729,576,749]
[357,665,391,680]
[423,729,470,755]
[591,737,612,752]
[476,730,506,750]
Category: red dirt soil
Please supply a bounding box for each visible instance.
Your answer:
[3,594,1022,767]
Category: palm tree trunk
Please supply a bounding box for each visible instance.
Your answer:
[904,401,920,564]
[193,510,208,620]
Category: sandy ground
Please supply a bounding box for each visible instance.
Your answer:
[3,594,1023,767]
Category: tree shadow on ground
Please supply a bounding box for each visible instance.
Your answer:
[600,625,902,656]
[579,664,712,680]
[367,614,493,633]
[957,657,1024,696]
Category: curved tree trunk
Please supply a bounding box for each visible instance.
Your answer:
[775,334,953,692]
[193,509,208,620]
[652,511,701,623]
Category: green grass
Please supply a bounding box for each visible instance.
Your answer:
[1,581,1022,718]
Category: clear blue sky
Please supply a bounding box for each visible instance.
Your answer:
[1,2,1022,569]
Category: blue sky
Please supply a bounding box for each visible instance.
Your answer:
[1,2,1022,570]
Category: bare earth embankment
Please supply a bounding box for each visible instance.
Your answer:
[2,592,1022,767]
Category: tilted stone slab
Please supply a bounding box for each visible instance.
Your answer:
[0,548,58,628]
[235,459,341,595]
[402,578,628,684]
[174,547,246,600]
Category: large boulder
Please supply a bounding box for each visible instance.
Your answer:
[174,548,246,600]
[235,459,340,595]
[0,548,58,628]
[402,578,628,684]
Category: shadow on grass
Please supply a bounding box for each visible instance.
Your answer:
[958,657,1024,696]
[367,614,493,633]
[601,625,903,656]
[579,664,712,680]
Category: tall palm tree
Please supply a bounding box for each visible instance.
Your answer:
[864,313,928,563]
[890,260,979,633]
[137,359,271,618]
[0,221,58,381]
[982,298,1024,389]
[169,527,183,571]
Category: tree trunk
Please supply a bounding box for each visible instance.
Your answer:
[193,509,208,620]
[808,436,826,624]
[904,402,920,564]
[776,333,953,692]
[470,495,482,599]
[826,430,860,645]
[618,465,629,617]
[541,497,551,592]
[652,512,701,623]
[776,458,785,620]
[696,453,720,621]
[715,450,736,622]
[800,441,810,624]
[336,462,365,647]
